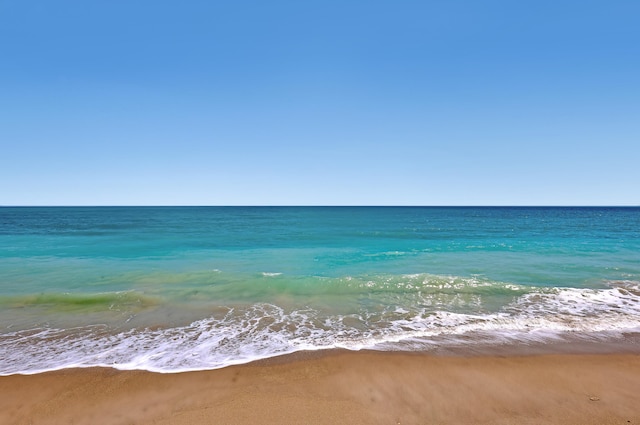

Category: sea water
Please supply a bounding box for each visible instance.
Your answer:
[1,207,639,374]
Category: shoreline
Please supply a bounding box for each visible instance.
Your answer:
[2,350,640,424]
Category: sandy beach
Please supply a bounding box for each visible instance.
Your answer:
[2,351,639,425]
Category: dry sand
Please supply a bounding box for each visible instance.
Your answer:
[2,351,639,425]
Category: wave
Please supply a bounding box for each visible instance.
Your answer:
[1,280,639,375]
[204,272,535,298]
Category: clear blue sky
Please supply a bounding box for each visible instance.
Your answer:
[1,0,638,205]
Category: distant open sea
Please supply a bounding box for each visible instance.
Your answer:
[1,207,639,374]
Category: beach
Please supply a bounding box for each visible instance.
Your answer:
[2,350,640,425]
[2,207,640,423]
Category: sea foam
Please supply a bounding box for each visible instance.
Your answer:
[2,280,639,375]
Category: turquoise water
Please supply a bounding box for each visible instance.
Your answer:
[1,207,639,374]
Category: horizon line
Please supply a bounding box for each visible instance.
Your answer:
[1,205,639,208]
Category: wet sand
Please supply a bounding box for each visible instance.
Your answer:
[2,351,640,425]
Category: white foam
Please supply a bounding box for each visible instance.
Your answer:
[2,281,640,375]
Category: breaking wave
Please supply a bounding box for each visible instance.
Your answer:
[1,279,639,375]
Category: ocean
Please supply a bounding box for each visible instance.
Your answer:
[1,206,639,374]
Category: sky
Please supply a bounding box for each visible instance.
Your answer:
[1,0,638,206]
